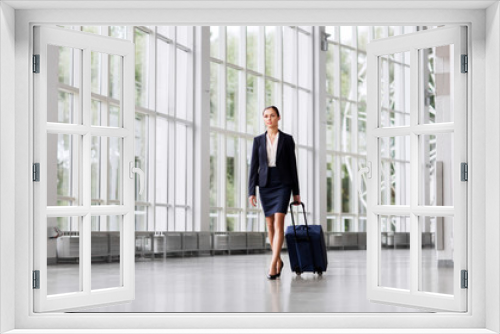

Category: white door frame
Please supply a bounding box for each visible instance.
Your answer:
[6,5,490,333]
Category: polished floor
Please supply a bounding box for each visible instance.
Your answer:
[47,249,451,313]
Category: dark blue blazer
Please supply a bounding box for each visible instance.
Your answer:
[248,130,300,197]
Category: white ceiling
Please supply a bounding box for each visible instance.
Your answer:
[3,0,497,10]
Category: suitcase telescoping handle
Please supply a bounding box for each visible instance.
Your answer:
[289,201,310,240]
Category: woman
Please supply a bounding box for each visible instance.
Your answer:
[248,106,301,280]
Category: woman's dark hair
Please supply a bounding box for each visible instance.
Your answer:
[263,106,280,118]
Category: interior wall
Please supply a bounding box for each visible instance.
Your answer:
[485,2,500,333]
[0,2,16,333]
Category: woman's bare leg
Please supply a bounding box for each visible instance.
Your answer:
[266,216,276,274]
[269,213,286,275]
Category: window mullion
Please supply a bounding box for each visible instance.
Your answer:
[334,26,342,220]
[220,27,228,232]
[240,26,248,232]
[352,26,359,231]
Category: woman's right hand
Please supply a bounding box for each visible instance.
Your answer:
[249,195,257,207]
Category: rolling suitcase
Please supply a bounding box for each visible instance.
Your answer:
[285,202,328,275]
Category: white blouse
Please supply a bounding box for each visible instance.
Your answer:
[266,132,279,167]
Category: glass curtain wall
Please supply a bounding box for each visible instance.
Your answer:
[56,26,195,233]
[209,26,314,232]
[324,26,417,233]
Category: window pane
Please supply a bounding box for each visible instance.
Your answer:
[157,38,170,114]
[380,136,410,206]
[297,90,311,146]
[265,80,277,107]
[90,51,102,95]
[157,26,173,40]
[47,134,81,206]
[340,47,353,98]
[340,26,354,47]
[91,215,121,290]
[283,26,295,84]
[47,216,81,295]
[419,133,454,206]
[210,62,220,127]
[155,206,167,231]
[135,206,148,231]
[265,26,277,78]
[298,32,311,90]
[227,26,241,65]
[176,49,189,120]
[175,124,187,205]
[210,133,218,207]
[210,26,220,59]
[341,101,352,152]
[358,105,367,154]
[326,46,334,96]
[109,26,126,39]
[226,136,240,208]
[380,215,410,290]
[357,26,369,51]
[175,208,186,231]
[109,53,122,110]
[419,216,454,295]
[326,154,335,213]
[247,26,259,71]
[246,74,259,134]
[107,137,123,204]
[341,156,354,213]
[379,52,410,127]
[358,52,367,104]
[226,67,240,131]
[419,45,454,124]
[282,85,294,133]
[156,117,168,204]
[47,45,81,124]
[176,26,190,47]
[134,28,149,108]
[134,113,148,202]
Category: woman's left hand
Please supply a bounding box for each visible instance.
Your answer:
[293,195,301,205]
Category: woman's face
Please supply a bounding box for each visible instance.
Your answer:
[263,109,280,129]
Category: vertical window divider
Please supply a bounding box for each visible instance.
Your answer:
[314,26,327,232]
[334,26,341,222]
[258,26,265,232]
[240,26,247,232]
[101,27,110,230]
[148,27,157,232]
[220,26,227,232]
[352,26,360,232]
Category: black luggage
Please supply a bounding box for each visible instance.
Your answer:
[285,202,328,275]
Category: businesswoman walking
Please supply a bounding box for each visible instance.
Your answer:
[248,106,300,280]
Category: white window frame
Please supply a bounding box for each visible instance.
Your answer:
[5,4,493,333]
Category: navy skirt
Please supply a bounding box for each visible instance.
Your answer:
[259,167,292,217]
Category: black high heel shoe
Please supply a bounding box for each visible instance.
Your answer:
[276,259,284,278]
[267,273,279,280]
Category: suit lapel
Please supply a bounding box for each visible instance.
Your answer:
[260,132,267,162]
[276,130,285,160]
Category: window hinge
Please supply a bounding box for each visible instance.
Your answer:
[461,54,468,73]
[33,270,40,289]
[33,54,40,73]
[461,270,468,289]
[461,162,468,181]
[33,163,40,182]
[321,32,331,51]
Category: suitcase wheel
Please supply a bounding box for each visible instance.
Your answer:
[318,271,323,276]
[295,271,302,276]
